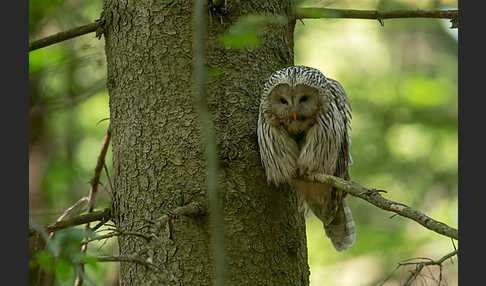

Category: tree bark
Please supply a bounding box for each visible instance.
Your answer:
[103,0,308,285]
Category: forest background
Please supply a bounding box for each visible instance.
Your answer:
[28,0,458,285]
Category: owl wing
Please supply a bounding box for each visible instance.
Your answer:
[322,78,356,251]
[297,78,351,177]
[326,78,352,180]
[257,109,299,185]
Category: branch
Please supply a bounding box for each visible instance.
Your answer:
[86,231,152,243]
[27,7,459,53]
[308,174,458,240]
[95,255,159,270]
[54,197,89,223]
[400,250,458,286]
[193,1,227,286]
[76,127,112,286]
[399,250,458,267]
[150,202,205,233]
[295,7,458,27]
[378,250,458,286]
[86,127,112,213]
[29,22,101,52]
[29,208,111,236]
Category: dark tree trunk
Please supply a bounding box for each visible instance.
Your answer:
[103,0,309,284]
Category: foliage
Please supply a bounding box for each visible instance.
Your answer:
[29,0,457,285]
[29,229,97,282]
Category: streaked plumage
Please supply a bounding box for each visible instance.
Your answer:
[257,66,355,251]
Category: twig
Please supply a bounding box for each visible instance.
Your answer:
[95,255,159,270]
[378,250,458,286]
[55,197,89,223]
[193,1,226,286]
[86,231,152,244]
[29,22,100,52]
[400,250,458,286]
[86,127,112,214]
[308,174,458,240]
[76,127,112,286]
[399,250,458,267]
[103,162,114,194]
[28,208,111,236]
[150,202,205,233]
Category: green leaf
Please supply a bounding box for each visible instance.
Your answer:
[49,228,96,258]
[36,251,55,273]
[55,258,73,280]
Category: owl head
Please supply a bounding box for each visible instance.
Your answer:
[260,66,330,140]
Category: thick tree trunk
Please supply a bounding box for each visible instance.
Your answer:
[103,0,309,285]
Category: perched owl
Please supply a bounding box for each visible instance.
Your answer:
[257,66,355,251]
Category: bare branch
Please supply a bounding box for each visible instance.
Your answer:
[295,7,458,28]
[95,255,159,270]
[28,7,459,54]
[29,22,101,52]
[85,230,151,243]
[399,250,458,267]
[86,127,112,214]
[378,250,458,285]
[150,201,205,233]
[103,162,114,194]
[400,250,458,286]
[76,127,112,286]
[55,197,89,222]
[295,7,457,20]
[29,208,111,236]
[308,174,458,240]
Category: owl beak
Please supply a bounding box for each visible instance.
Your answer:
[292,112,297,121]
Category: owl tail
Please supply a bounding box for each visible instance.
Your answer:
[323,200,356,251]
[294,180,356,251]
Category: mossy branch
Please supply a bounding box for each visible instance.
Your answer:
[308,174,458,240]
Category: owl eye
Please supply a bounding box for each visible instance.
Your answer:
[299,96,308,103]
[280,98,288,105]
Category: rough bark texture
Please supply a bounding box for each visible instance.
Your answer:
[103,0,308,285]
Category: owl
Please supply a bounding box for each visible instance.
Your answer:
[257,66,355,251]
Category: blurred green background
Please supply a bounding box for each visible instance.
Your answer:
[29,0,457,285]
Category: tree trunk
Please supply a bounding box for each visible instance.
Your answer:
[103,0,309,285]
